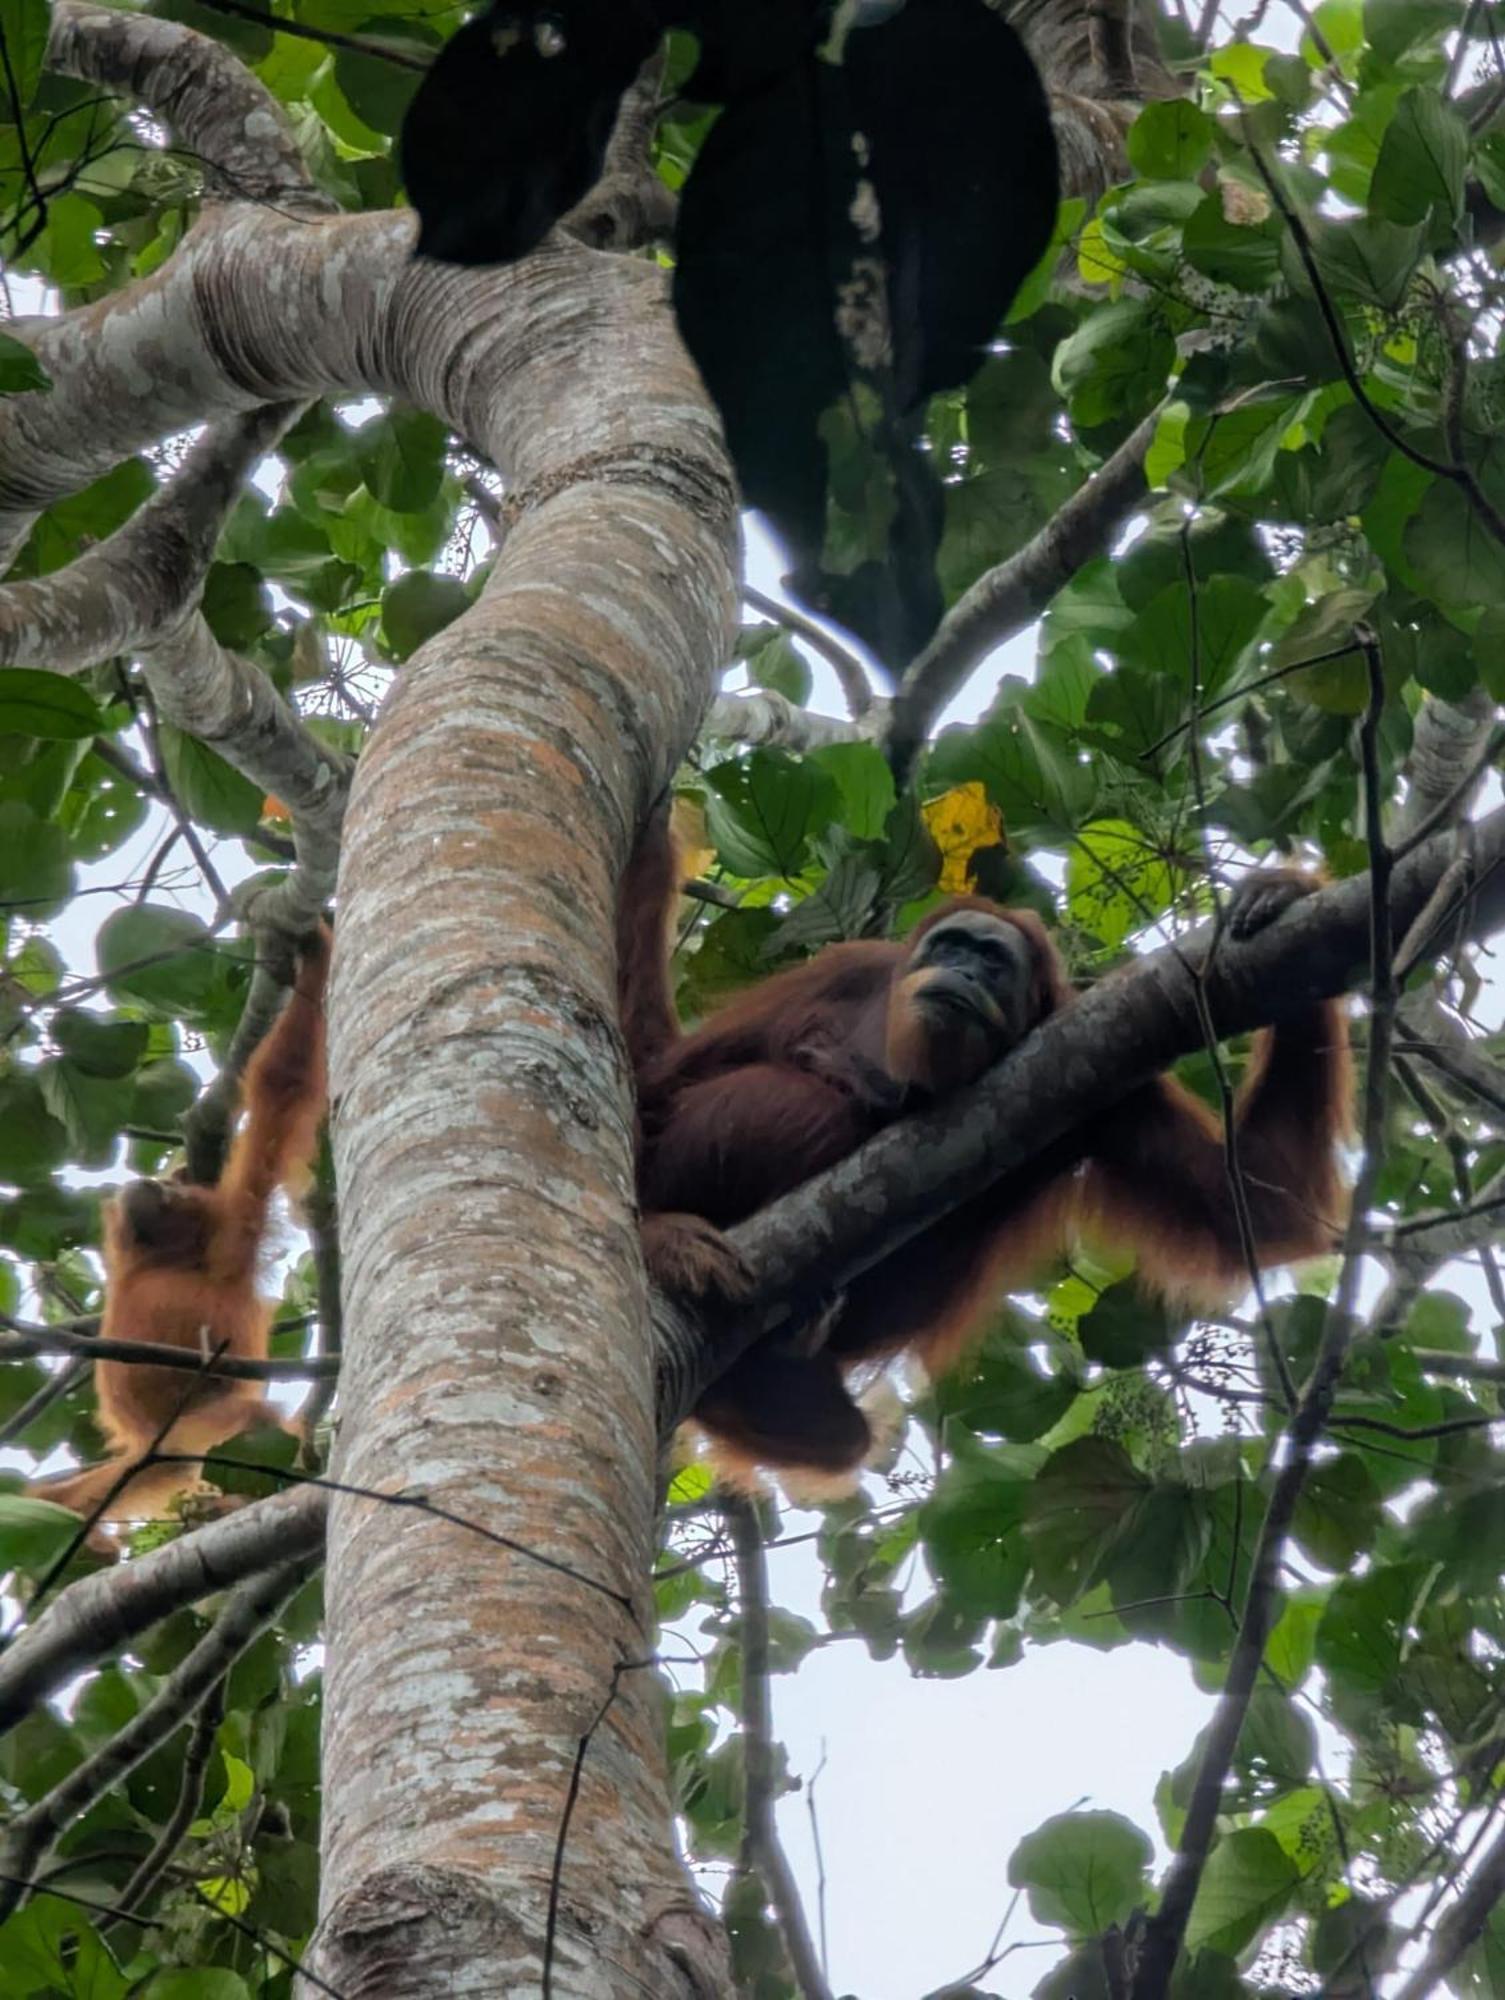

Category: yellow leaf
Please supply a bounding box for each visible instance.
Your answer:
[921,782,1004,894]
[670,794,716,884]
[196,1874,252,1916]
[666,1460,714,1506]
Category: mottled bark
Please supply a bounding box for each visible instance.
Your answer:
[315,245,738,1996]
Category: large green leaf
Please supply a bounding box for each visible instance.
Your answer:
[1008,1809,1154,1933]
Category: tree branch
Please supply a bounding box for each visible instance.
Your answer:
[104,1676,225,1934]
[885,407,1158,779]
[729,1500,835,2000]
[0,1556,314,1923]
[704,691,878,752]
[0,1316,337,1380]
[743,585,876,720]
[1392,1819,1505,2000]
[46,0,330,210]
[0,405,300,669]
[562,47,677,253]
[0,1484,327,1735]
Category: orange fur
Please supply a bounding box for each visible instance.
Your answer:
[618,821,1352,1478]
[29,927,331,1546]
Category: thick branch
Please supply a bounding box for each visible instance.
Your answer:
[562,48,677,252]
[0,406,299,669]
[704,692,878,752]
[46,0,329,210]
[0,1484,327,1736]
[885,408,1157,778]
[655,801,1505,1431]
[0,1556,313,1922]
[1396,689,1500,845]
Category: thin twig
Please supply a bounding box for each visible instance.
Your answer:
[0,1315,338,1379]
[102,1676,226,1934]
[1243,127,1505,551]
[729,1499,835,2000]
[743,585,874,720]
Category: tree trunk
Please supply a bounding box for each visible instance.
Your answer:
[312,243,739,1996]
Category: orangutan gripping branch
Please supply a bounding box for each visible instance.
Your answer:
[30,927,331,1539]
[618,814,1351,1475]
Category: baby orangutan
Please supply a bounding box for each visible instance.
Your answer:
[29,926,330,1546]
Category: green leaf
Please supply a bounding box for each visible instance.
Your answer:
[1077,1282,1176,1367]
[933,1312,1077,1443]
[141,1974,251,2000]
[333,19,437,134]
[0,0,50,108]
[923,1443,1040,1619]
[357,406,450,513]
[1182,193,1282,292]
[97,904,222,1017]
[158,723,267,836]
[0,801,73,916]
[0,1896,129,1996]
[1295,213,1426,313]
[808,742,895,841]
[1185,1827,1300,1957]
[929,686,1094,841]
[39,1057,133,1163]
[739,627,812,706]
[1405,480,1505,608]
[0,328,49,394]
[381,569,470,661]
[1268,585,1378,712]
[50,1009,148,1080]
[704,750,839,879]
[201,560,273,648]
[1292,1452,1382,1569]
[1365,0,1461,59]
[1067,821,1178,950]
[0,1491,91,1571]
[1024,1438,1150,1603]
[1369,88,1467,228]
[1127,100,1217,180]
[0,666,104,738]
[1008,1809,1154,1933]
[1052,300,1175,426]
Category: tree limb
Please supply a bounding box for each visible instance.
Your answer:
[104,1676,225,1934]
[0,1484,328,1736]
[46,0,331,211]
[1129,638,1397,1999]
[1391,1818,1505,2000]
[0,404,299,667]
[704,691,878,752]
[743,584,876,720]
[0,1317,336,1380]
[729,1500,835,2000]
[885,408,1158,779]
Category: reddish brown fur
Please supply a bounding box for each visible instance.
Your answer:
[619,811,1351,1475]
[30,927,332,1543]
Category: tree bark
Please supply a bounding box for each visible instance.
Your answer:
[312,243,739,1996]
